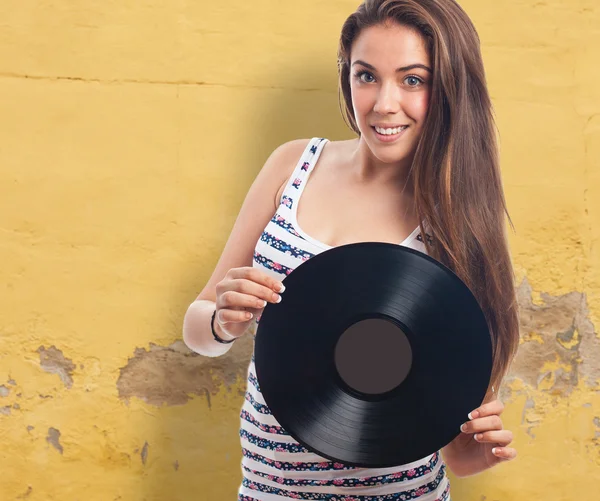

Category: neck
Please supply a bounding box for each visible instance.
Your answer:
[347,137,415,196]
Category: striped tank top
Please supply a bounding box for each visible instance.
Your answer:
[238,137,451,501]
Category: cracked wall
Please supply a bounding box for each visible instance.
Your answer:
[1,0,599,500]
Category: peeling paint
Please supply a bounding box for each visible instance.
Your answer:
[46,427,63,454]
[37,345,76,389]
[500,279,600,442]
[17,486,32,499]
[116,338,253,406]
[0,385,9,397]
[1,406,11,416]
[498,279,600,448]
[520,397,537,438]
[505,278,600,398]
[141,441,149,465]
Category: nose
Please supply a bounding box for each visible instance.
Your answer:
[373,82,401,115]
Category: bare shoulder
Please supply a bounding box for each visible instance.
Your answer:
[319,137,357,164]
[195,138,311,302]
[274,137,313,158]
[271,138,312,201]
[306,138,358,181]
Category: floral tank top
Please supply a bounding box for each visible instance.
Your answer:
[238,137,451,501]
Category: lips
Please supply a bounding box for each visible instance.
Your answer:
[371,125,409,143]
[372,124,409,129]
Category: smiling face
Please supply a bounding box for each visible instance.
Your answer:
[349,22,432,166]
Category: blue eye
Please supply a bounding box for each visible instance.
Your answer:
[355,71,375,83]
[405,75,424,87]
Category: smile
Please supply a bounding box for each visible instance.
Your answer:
[372,125,409,142]
[374,125,408,135]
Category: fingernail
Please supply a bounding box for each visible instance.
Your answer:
[468,410,479,420]
[460,423,467,432]
[492,447,498,455]
[475,433,482,441]
[277,283,286,293]
[275,294,282,303]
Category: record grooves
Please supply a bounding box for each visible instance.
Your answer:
[254,242,492,468]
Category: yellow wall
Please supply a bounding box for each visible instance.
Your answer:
[0,0,598,499]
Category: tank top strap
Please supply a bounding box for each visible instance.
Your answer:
[279,137,329,208]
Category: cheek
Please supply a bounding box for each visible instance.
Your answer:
[407,91,430,123]
[350,85,372,121]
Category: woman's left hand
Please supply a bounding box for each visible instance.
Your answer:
[441,397,517,477]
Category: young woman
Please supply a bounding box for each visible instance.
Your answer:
[183,0,519,499]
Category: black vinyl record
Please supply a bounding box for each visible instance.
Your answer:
[254,242,493,468]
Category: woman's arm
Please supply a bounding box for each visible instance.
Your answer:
[182,139,310,356]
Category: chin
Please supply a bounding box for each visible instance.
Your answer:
[364,138,415,165]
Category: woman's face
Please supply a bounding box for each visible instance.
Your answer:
[349,22,432,166]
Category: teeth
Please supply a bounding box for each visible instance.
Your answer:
[375,126,407,135]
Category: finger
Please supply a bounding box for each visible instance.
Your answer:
[229,267,286,293]
[473,430,513,446]
[491,446,517,461]
[223,278,283,305]
[460,415,503,434]
[217,290,270,311]
[238,279,284,304]
[217,308,254,324]
[468,399,504,420]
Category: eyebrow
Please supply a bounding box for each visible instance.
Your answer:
[351,60,432,73]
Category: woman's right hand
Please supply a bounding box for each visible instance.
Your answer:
[214,267,285,341]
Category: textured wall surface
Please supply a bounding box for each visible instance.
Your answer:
[1,0,599,500]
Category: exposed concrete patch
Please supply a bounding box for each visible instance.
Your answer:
[1,406,11,415]
[46,427,63,454]
[504,278,600,397]
[37,346,76,389]
[520,397,537,438]
[592,418,600,459]
[117,336,253,406]
[0,385,9,397]
[502,278,600,437]
[141,441,149,465]
[8,379,16,385]
[26,426,34,433]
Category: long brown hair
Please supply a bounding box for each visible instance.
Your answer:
[337,0,519,392]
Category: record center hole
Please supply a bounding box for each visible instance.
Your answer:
[334,318,413,395]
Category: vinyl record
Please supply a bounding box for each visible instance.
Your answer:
[254,242,493,468]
